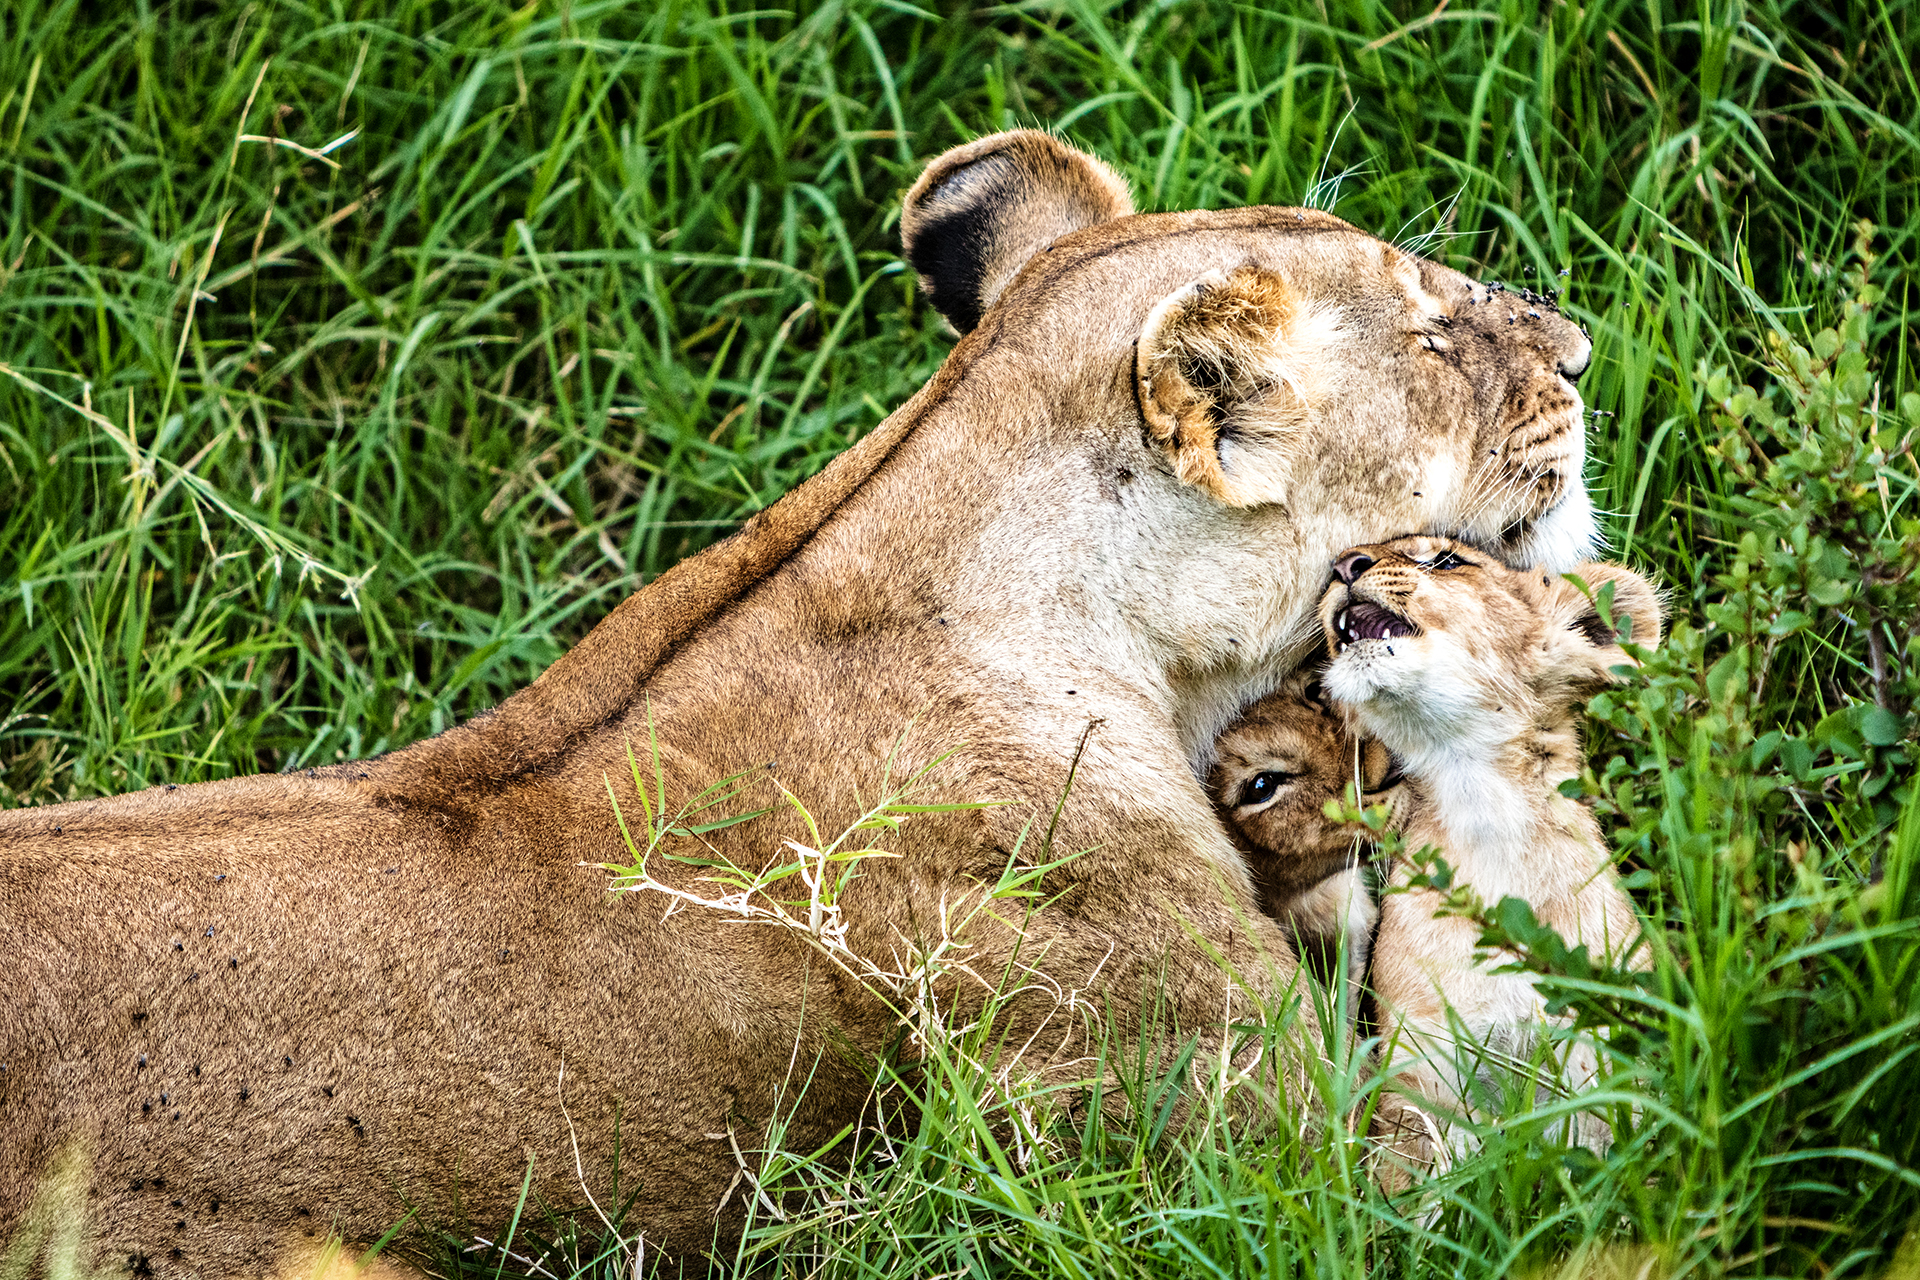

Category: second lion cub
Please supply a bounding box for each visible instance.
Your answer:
[1318,534,1660,1166]
[1210,670,1401,989]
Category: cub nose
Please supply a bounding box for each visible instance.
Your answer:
[1332,551,1376,583]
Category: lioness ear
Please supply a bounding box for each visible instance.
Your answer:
[1137,265,1328,507]
[901,130,1133,335]
[1549,561,1664,682]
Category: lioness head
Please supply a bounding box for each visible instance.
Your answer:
[1316,535,1662,760]
[1210,670,1399,907]
[898,131,1599,756]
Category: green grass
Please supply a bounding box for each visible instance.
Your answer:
[2,0,1918,1275]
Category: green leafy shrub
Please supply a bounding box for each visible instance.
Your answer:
[1567,224,1920,1272]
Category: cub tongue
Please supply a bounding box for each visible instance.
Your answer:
[1348,602,1415,641]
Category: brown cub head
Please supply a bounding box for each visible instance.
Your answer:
[1316,535,1663,761]
[1210,670,1401,908]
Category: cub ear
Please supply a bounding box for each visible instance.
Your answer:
[1137,265,1332,507]
[901,130,1132,335]
[1548,561,1664,682]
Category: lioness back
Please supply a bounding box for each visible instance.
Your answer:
[1,773,844,1270]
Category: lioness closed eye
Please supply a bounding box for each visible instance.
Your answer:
[1,130,1603,1274]
[1317,535,1661,1178]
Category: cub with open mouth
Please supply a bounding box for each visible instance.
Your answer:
[1316,534,1661,1177]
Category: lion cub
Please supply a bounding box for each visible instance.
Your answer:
[1210,670,1400,1002]
[1316,535,1659,1165]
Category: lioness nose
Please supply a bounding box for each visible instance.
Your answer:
[1332,551,1376,583]
[1557,332,1592,381]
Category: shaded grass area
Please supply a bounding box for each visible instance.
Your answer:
[2,0,1917,1276]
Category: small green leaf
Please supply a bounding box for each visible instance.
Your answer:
[1860,705,1905,747]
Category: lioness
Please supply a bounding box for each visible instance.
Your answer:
[1317,536,1659,1172]
[1,130,1599,1273]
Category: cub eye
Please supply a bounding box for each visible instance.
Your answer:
[1239,771,1298,808]
[1427,550,1470,571]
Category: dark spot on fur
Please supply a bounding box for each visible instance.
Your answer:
[130,1253,154,1277]
[130,1179,144,1192]
[349,1115,366,1139]
[143,1101,151,1114]
[209,1199,219,1214]
[138,1055,147,1068]
[51,826,61,835]
[170,1200,182,1209]
[152,1179,165,1190]
[238,1087,249,1101]
[172,1111,179,1120]
[172,942,183,952]
[132,1012,147,1025]
[191,1065,200,1077]
[323,1085,334,1098]
[229,958,238,969]
[160,1093,168,1104]
[284,1056,293,1067]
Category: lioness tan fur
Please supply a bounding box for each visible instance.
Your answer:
[0,131,1600,1275]
[1209,671,1398,1008]
[1316,535,1659,1175]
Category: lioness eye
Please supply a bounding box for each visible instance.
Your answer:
[1239,771,1298,807]
[1428,550,1468,571]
